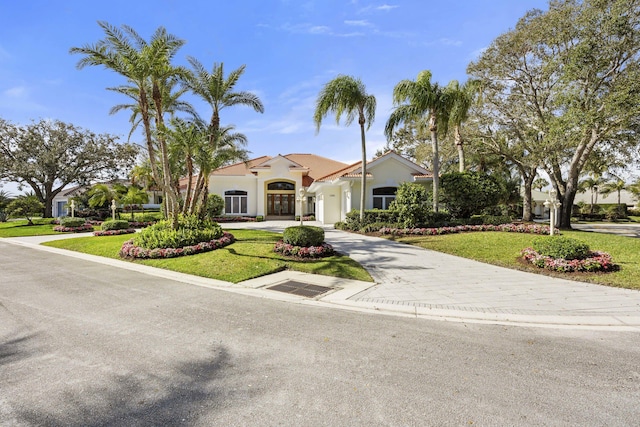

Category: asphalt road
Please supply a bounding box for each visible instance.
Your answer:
[1,240,639,426]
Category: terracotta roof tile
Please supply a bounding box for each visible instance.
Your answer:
[210,153,349,185]
[211,156,271,176]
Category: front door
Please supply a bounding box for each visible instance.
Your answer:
[267,194,295,216]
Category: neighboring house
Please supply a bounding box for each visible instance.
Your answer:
[206,151,432,224]
[52,179,162,217]
[530,188,637,219]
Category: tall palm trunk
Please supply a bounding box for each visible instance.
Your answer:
[430,115,440,212]
[152,82,179,229]
[454,125,465,172]
[359,112,367,220]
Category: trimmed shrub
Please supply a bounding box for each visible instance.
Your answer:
[206,194,225,218]
[469,214,512,226]
[423,211,453,227]
[283,225,325,247]
[101,219,131,231]
[344,209,399,231]
[389,182,430,227]
[440,171,502,218]
[334,221,347,230]
[60,217,86,228]
[133,215,223,250]
[532,236,590,260]
[256,215,264,222]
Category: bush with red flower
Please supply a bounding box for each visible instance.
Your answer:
[119,215,234,259]
[273,225,334,258]
[94,228,136,236]
[379,223,555,237]
[53,217,94,233]
[521,236,618,273]
[273,240,335,258]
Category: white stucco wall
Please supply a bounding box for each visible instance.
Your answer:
[209,175,258,216]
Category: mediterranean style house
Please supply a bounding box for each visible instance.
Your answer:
[207,151,433,224]
[52,179,162,217]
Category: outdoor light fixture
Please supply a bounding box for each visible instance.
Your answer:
[544,189,561,235]
[297,188,305,226]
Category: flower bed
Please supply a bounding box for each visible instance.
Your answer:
[119,232,235,259]
[53,224,95,233]
[128,221,155,228]
[379,223,555,236]
[273,240,335,258]
[211,216,257,223]
[94,228,136,237]
[521,247,618,273]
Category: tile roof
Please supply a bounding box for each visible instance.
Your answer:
[210,154,349,184]
[211,155,271,176]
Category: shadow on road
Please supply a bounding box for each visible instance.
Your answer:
[16,347,258,426]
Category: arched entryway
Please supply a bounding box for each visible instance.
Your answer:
[266,180,296,218]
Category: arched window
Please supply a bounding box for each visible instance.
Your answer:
[267,181,295,191]
[372,187,397,210]
[225,190,248,214]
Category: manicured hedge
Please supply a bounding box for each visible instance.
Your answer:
[283,225,325,247]
[101,219,131,231]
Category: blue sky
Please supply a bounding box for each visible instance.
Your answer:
[0,0,549,194]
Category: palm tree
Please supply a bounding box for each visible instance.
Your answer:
[533,177,549,192]
[578,177,605,213]
[192,125,249,218]
[448,79,479,172]
[600,178,627,206]
[181,59,263,217]
[385,70,455,212]
[167,118,208,214]
[70,22,186,227]
[314,75,376,220]
[120,186,150,220]
[88,183,122,209]
[109,79,197,142]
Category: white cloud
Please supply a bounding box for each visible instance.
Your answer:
[278,22,364,37]
[344,20,372,27]
[0,84,46,112]
[308,25,331,34]
[377,4,398,11]
[358,3,399,14]
[4,86,27,98]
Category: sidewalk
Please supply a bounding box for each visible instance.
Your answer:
[4,221,640,331]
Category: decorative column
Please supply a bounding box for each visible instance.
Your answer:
[297,188,306,226]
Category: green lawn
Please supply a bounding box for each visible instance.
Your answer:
[0,219,60,237]
[42,229,373,284]
[389,230,640,290]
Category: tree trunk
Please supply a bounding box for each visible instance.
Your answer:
[521,174,535,222]
[454,125,464,173]
[430,116,439,212]
[359,119,367,220]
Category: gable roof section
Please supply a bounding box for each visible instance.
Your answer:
[211,155,271,176]
[211,154,349,184]
[314,151,431,182]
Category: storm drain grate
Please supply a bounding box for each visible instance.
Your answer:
[267,281,332,298]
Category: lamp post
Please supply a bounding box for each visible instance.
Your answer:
[543,189,561,235]
[111,199,117,221]
[70,200,75,218]
[297,188,305,226]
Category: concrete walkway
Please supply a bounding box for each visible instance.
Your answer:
[4,221,640,331]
